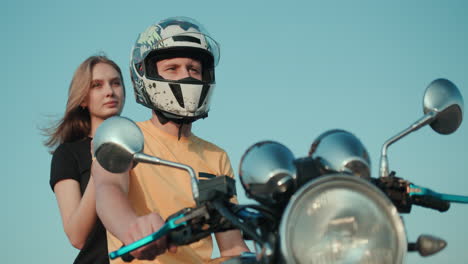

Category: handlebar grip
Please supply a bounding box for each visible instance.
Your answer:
[109,214,186,260]
[121,253,135,262]
[412,195,450,212]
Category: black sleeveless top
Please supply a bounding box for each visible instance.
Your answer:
[50,137,109,264]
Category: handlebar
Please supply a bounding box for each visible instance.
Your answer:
[109,202,264,261]
[212,200,263,244]
[409,183,468,204]
[372,174,468,213]
[411,194,450,212]
[109,214,187,260]
[109,175,240,261]
[109,204,262,262]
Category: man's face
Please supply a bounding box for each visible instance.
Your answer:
[156,57,202,81]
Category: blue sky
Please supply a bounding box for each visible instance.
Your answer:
[3,1,468,263]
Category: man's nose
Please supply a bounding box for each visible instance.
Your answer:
[180,68,192,78]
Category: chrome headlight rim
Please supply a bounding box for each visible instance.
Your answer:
[279,173,407,264]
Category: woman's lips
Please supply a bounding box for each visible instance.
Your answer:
[104,101,118,107]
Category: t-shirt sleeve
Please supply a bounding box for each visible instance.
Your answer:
[50,144,80,192]
[219,151,239,204]
[219,151,234,178]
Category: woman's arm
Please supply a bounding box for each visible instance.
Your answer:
[54,176,97,249]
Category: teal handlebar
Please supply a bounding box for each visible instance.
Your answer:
[409,184,468,204]
[109,214,187,260]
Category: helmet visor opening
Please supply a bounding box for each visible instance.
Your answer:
[144,47,215,83]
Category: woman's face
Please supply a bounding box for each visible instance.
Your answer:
[81,62,124,121]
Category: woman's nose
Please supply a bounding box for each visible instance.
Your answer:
[104,82,115,96]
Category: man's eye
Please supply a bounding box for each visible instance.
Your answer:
[112,80,122,86]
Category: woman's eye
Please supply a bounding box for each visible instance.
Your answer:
[91,82,102,88]
[112,80,122,86]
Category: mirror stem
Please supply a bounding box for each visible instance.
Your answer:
[379,112,436,177]
[134,153,200,200]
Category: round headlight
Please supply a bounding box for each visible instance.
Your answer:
[279,174,406,264]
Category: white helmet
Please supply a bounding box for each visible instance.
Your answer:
[130,17,220,123]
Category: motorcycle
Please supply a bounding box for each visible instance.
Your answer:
[94,78,467,263]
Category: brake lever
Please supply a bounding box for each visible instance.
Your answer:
[408,183,468,204]
[109,214,187,260]
[172,206,211,225]
[110,205,213,260]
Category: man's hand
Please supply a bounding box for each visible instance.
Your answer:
[123,212,177,260]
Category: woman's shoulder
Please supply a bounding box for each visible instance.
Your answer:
[53,137,91,157]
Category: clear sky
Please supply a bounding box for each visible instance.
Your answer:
[3,0,468,263]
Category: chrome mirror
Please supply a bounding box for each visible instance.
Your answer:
[423,78,464,134]
[380,79,464,177]
[93,116,144,173]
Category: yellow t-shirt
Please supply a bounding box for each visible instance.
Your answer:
[107,120,236,264]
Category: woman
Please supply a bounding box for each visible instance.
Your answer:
[44,55,125,264]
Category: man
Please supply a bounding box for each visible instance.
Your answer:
[92,17,250,263]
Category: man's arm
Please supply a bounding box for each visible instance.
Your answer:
[92,161,173,260]
[215,229,250,257]
[215,152,251,256]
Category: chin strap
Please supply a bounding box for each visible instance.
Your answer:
[154,109,171,125]
[153,110,208,140]
[178,123,184,140]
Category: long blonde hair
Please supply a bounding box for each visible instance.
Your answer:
[43,55,124,151]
